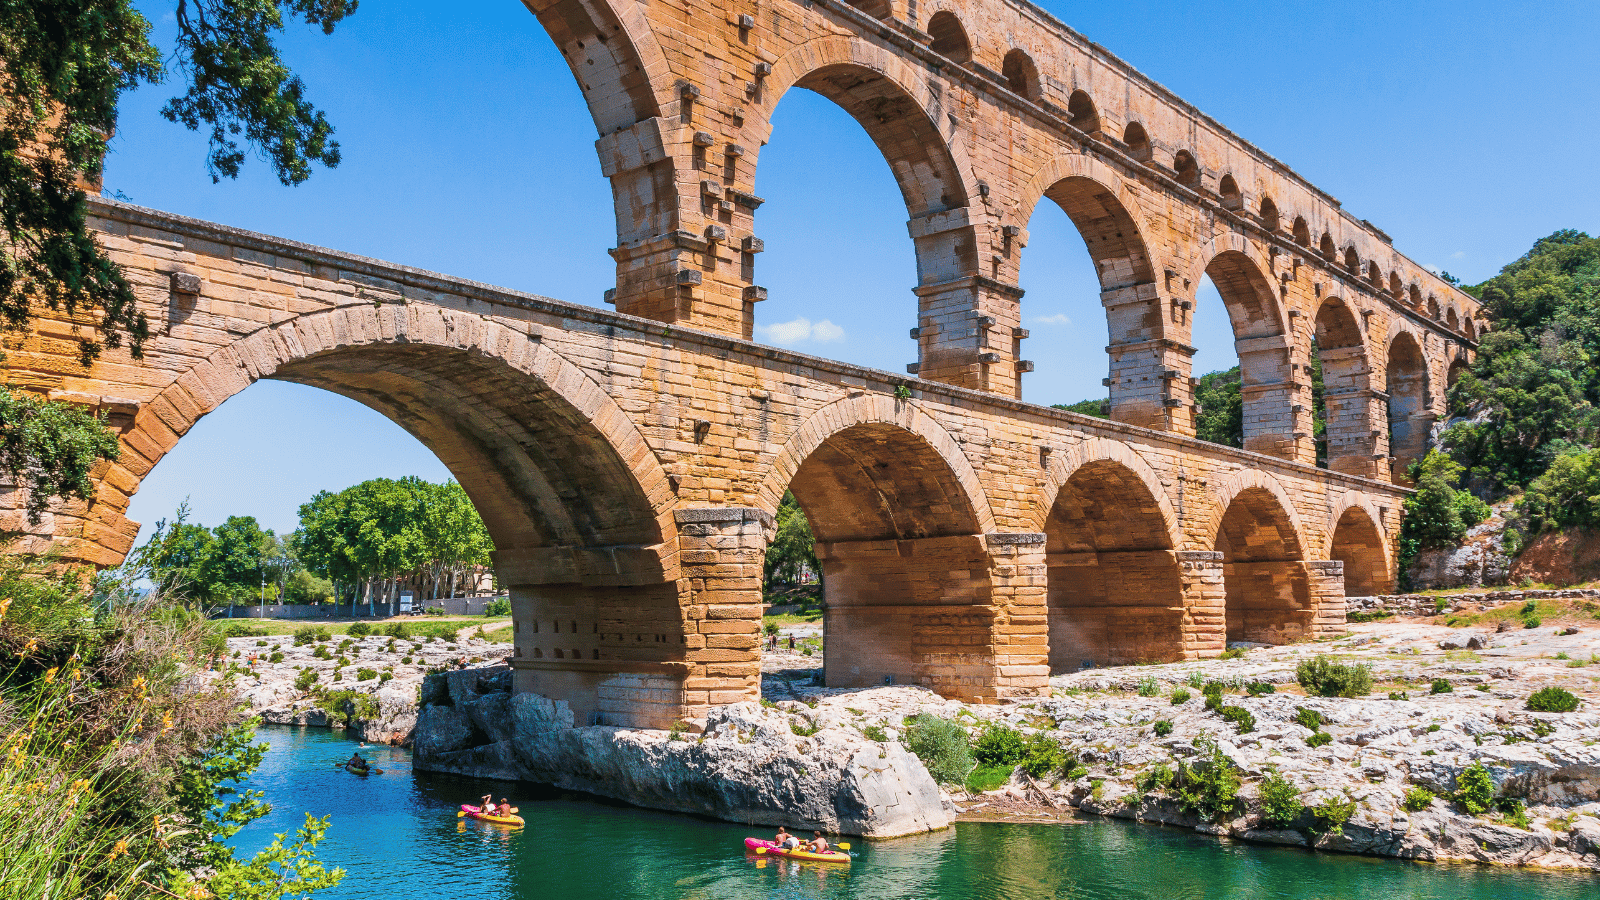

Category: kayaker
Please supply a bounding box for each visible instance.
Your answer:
[347,751,367,770]
[782,831,801,852]
[496,798,513,817]
[809,831,829,854]
[480,793,495,813]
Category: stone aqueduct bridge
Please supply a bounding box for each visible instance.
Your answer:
[8,0,1481,728]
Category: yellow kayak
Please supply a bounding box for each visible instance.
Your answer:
[460,804,525,827]
[744,838,850,863]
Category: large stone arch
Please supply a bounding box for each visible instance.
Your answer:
[1203,471,1322,645]
[1184,235,1301,462]
[758,395,1007,697]
[1327,493,1394,596]
[112,304,708,729]
[1313,296,1380,475]
[523,0,669,135]
[1036,439,1185,670]
[1384,326,1432,483]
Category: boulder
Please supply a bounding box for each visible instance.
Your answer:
[1438,632,1489,651]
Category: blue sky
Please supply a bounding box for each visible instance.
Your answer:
[106,0,1600,541]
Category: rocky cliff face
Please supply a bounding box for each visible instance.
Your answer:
[412,666,951,839]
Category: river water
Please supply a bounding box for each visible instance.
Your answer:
[236,726,1597,899]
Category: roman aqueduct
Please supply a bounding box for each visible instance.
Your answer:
[4,0,1479,727]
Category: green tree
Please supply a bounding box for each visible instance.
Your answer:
[415,480,492,599]
[1397,451,1490,585]
[764,491,818,588]
[1518,446,1600,533]
[1193,366,1243,448]
[1053,397,1110,419]
[0,386,121,526]
[1,0,356,363]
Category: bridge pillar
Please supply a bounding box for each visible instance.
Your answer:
[817,533,1047,703]
[908,214,1026,397]
[1304,560,1348,639]
[1324,387,1387,478]
[1239,339,1305,461]
[497,507,769,730]
[1103,284,1195,433]
[1222,557,1314,645]
[1177,551,1227,660]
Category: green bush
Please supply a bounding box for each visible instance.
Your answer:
[222,622,268,637]
[862,724,888,742]
[347,622,372,638]
[356,668,378,682]
[1401,786,1435,812]
[1524,617,1542,628]
[312,645,331,660]
[1136,763,1175,795]
[1306,731,1333,748]
[1519,446,1600,533]
[1172,740,1241,821]
[294,669,319,691]
[1398,452,1491,584]
[311,626,331,642]
[1186,671,1206,689]
[1527,686,1580,712]
[1455,763,1496,815]
[903,714,974,786]
[268,651,284,663]
[1170,689,1191,705]
[1218,705,1255,734]
[1430,678,1453,694]
[1153,720,1173,737]
[1137,676,1160,697]
[1259,774,1303,827]
[1020,735,1067,779]
[1293,707,1324,731]
[763,621,780,637]
[1498,797,1530,830]
[1388,691,1409,701]
[1220,647,1247,660]
[384,622,411,639]
[1312,794,1357,836]
[292,625,317,646]
[1245,681,1276,696]
[972,724,1027,767]
[484,598,512,617]
[1296,656,1372,698]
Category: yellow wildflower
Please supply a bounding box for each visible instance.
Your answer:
[0,597,11,619]
[107,838,128,861]
[43,667,58,683]
[161,710,174,734]
[24,638,38,653]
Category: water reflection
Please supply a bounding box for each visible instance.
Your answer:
[236,727,1599,900]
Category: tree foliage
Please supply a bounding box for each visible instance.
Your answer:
[763,491,817,588]
[1396,451,1491,584]
[0,385,119,525]
[0,0,355,362]
[1518,446,1600,533]
[1193,366,1243,448]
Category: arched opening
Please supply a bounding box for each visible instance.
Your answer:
[1123,121,1151,161]
[1389,272,1404,300]
[1446,306,1460,332]
[781,422,989,696]
[1173,149,1201,190]
[1427,296,1442,319]
[1260,196,1280,233]
[1385,331,1431,483]
[1020,173,1155,412]
[1319,232,1337,260]
[1312,298,1374,475]
[751,62,966,366]
[1044,460,1182,670]
[1068,90,1100,134]
[1292,217,1311,247]
[1367,262,1382,288]
[1447,356,1469,390]
[1202,250,1294,459]
[1343,246,1360,274]
[927,11,972,64]
[1331,507,1391,596]
[1003,49,1040,101]
[1408,284,1423,309]
[1217,488,1310,645]
[1219,174,1242,210]
[1464,318,1477,341]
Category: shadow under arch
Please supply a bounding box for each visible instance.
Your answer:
[1183,236,1299,461]
[116,305,689,728]
[1328,498,1393,596]
[1206,472,1316,645]
[1384,328,1432,483]
[1037,441,1184,670]
[757,396,1001,696]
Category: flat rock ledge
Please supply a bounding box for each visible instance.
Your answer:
[411,666,950,839]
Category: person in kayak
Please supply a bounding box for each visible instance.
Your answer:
[479,793,495,813]
[496,798,513,817]
[773,826,789,846]
[346,751,367,770]
[808,831,829,854]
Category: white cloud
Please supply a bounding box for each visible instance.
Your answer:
[1450,250,1467,260]
[755,317,845,346]
[1034,313,1073,326]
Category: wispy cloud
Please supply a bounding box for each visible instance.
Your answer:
[1450,250,1467,260]
[755,317,846,346]
[1034,313,1073,326]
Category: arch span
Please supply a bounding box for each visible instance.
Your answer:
[1385,328,1431,482]
[1328,497,1393,596]
[1205,472,1316,645]
[1040,445,1183,670]
[1313,296,1378,475]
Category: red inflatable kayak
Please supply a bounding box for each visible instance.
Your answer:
[744,837,849,863]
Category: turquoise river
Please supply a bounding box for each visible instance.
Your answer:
[236,726,1599,899]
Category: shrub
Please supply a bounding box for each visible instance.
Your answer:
[1246,682,1276,696]
[1430,678,1453,694]
[1312,794,1357,836]
[1137,676,1160,697]
[1136,763,1175,795]
[292,625,317,646]
[294,669,319,691]
[972,725,1027,767]
[312,645,331,660]
[1497,797,1530,830]
[347,622,372,638]
[1523,617,1541,629]
[311,626,331,642]
[384,622,411,640]
[401,655,413,665]
[1402,786,1435,812]
[484,598,512,617]
[268,651,284,663]
[1259,774,1303,827]
[1172,739,1241,821]
[903,714,974,786]
[1293,707,1324,731]
[1455,763,1495,815]
[337,639,354,653]
[1220,647,1247,660]
[1020,735,1067,779]
[1296,656,1372,698]
[789,719,819,737]
[862,724,888,742]
[763,621,780,637]
[430,626,460,643]
[1170,689,1191,705]
[1218,705,1255,734]
[1388,691,1409,701]
[356,668,378,682]
[1527,686,1579,713]
[1153,720,1173,737]
[1306,731,1333,748]
[668,721,687,742]
[254,639,268,646]
[222,622,269,637]
[1186,671,1206,689]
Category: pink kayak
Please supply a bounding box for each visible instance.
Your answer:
[744,837,850,863]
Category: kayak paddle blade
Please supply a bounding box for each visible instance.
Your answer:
[755,847,767,855]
